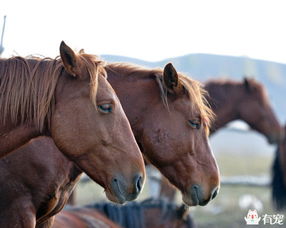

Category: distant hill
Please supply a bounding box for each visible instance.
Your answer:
[102,53,286,123]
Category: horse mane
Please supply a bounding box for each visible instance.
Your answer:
[68,198,195,228]
[107,63,214,130]
[206,78,268,99]
[0,53,105,132]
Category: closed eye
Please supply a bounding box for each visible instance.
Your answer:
[98,103,113,114]
[188,120,201,129]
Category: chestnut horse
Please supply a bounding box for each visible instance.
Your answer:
[205,78,282,143]
[106,62,220,206]
[159,77,282,201]
[53,199,195,228]
[272,125,286,210]
[0,42,145,203]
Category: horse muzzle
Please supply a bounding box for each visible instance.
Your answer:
[183,185,219,206]
[108,173,144,204]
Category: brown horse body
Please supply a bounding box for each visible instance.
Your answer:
[0,43,146,203]
[53,199,195,228]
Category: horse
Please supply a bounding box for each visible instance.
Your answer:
[159,77,283,201]
[272,125,286,210]
[0,42,146,203]
[205,78,282,143]
[105,62,220,207]
[53,198,196,228]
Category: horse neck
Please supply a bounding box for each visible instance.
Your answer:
[106,64,161,138]
[206,82,245,133]
[0,124,41,157]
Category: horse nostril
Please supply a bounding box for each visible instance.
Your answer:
[113,178,118,183]
[190,184,202,205]
[211,187,219,200]
[134,174,143,193]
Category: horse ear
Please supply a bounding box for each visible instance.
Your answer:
[60,41,81,77]
[243,77,252,92]
[163,63,179,91]
[176,204,189,221]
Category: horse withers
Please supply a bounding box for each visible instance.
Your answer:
[0,42,145,203]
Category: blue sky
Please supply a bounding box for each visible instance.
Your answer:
[1,0,286,63]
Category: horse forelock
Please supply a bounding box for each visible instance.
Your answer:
[178,75,214,130]
[0,53,105,132]
[77,53,107,106]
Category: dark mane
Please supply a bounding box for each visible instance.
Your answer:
[107,63,214,130]
[0,53,105,132]
[205,78,268,98]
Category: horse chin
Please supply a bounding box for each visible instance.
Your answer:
[105,189,127,204]
[182,192,210,207]
[182,194,199,207]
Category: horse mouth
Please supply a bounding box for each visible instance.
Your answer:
[103,179,126,204]
[182,185,219,206]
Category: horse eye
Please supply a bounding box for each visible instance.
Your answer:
[98,104,113,114]
[188,120,201,129]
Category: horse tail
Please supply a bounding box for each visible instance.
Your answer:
[272,146,286,210]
